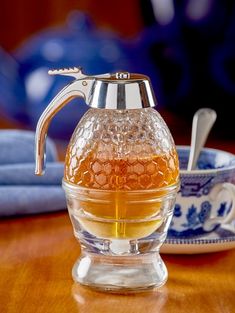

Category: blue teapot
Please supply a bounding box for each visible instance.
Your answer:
[15,12,136,138]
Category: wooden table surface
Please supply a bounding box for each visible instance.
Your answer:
[1,211,235,313]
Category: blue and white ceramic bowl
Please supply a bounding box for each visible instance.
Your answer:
[168,146,235,238]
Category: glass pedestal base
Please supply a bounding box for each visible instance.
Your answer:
[72,252,167,293]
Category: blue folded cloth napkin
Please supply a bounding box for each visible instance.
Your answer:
[0,163,63,185]
[0,186,65,216]
[0,129,57,164]
[0,130,66,216]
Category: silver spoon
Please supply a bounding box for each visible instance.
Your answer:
[187,108,217,171]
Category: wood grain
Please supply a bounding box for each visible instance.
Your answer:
[0,211,235,313]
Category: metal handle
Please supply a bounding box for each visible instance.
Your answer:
[35,68,96,176]
[187,108,217,171]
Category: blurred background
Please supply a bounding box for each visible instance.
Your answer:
[1,0,235,148]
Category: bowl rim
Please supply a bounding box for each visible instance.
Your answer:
[177,145,235,174]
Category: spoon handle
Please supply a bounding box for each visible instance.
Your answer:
[187,108,217,171]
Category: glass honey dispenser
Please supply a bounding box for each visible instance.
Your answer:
[35,67,179,292]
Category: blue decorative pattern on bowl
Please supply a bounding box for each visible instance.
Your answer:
[168,147,235,238]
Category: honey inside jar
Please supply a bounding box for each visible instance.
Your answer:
[64,147,179,239]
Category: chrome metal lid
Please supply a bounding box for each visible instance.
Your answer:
[88,71,157,109]
[47,67,157,110]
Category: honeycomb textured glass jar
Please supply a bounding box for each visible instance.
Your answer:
[63,107,179,292]
[64,108,179,190]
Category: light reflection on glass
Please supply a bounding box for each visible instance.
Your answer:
[186,0,213,21]
[72,283,168,313]
[151,0,175,25]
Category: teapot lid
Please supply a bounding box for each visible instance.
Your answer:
[88,71,157,110]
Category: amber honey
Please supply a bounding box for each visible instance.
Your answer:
[65,148,179,239]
